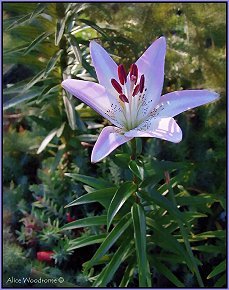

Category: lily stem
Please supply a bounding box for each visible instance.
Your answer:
[130,139,140,203]
[169,185,204,287]
[130,139,137,160]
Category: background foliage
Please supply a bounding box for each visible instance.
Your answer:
[3,2,226,288]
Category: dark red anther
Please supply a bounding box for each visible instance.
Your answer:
[119,94,129,103]
[118,64,127,85]
[130,63,138,84]
[132,84,140,96]
[139,74,145,93]
[111,79,123,94]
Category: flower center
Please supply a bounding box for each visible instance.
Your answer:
[110,63,146,130]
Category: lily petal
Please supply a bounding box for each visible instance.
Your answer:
[136,37,166,121]
[157,90,219,118]
[125,117,182,143]
[91,126,132,163]
[90,41,119,96]
[62,79,124,128]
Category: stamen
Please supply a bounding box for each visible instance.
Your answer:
[130,63,138,84]
[132,84,140,96]
[111,79,123,94]
[139,75,145,93]
[118,64,127,85]
[119,94,129,103]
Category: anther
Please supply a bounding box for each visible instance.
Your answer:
[130,63,138,84]
[139,75,145,93]
[111,79,123,94]
[132,84,140,96]
[119,94,129,103]
[118,64,127,85]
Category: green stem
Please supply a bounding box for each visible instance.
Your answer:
[130,139,137,160]
[129,139,139,203]
[169,185,204,287]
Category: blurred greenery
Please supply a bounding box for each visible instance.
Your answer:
[3,2,226,288]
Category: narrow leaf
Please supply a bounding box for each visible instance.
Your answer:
[139,190,184,222]
[65,187,116,209]
[55,18,66,46]
[119,257,135,287]
[67,34,82,64]
[154,259,185,287]
[37,128,57,154]
[64,173,113,189]
[63,94,76,130]
[132,203,151,287]
[45,50,63,75]
[207,260,226,279]
[23,32,51,55]
[3,90,41,110]
[214,273,226,287]
[56,122,65,138]
[61,215,107,230]
[85,212,132,270]
[94,237,133,287]
[68,234,106,251]
[107,181,137,229]
[79,19,111,39]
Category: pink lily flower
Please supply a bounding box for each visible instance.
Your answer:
[62,37,219,163]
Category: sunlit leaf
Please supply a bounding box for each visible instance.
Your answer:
[37,128,57,154]
[23,32,52,55]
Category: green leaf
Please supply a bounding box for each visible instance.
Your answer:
[214,273,226,287]
[23,32,51,55]
[146,217,195,272]
[56,122,65,138]
[63,94,77,130]
[81,56,97,79]
[192,244,225,254]
[68,234,106,251]
[129,160,144,180]
[119,257,135,287]
[22,70,46,94]
[107,182,137,229]
[85,212,132,270]
[131,203,151,287]
[65,187,116,209]
[61,215,107,230]
[113,153,130,168]
[154,259,185,287]
[79,18,111,39]
[37,128,58,154]
[45,50,63,75]
[64,173,113,189]
[207,260,226,279]
[94,237,133,286]
[3,90,41,110]
[67,34,82,64]
[55,18,66,46]
[192,230,225,241]
[139,190,184,222]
